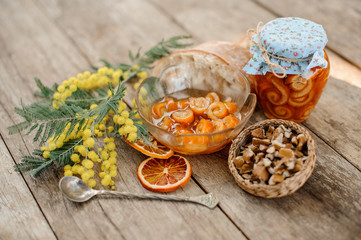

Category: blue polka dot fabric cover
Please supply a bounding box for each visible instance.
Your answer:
[243,17,328,76]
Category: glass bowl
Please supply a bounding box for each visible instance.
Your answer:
[135,63,257,155]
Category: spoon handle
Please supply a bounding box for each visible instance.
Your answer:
[97,190,219,209]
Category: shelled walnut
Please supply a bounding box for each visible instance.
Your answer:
[235,124,308,185]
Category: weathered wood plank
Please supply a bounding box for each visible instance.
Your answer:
[252,0,361,165]
[0,0,148,239]
[327,50,361,89]
[35,0,361,238]
[149,0,275,43]
[0,136,56,240]
[144,0,361,238]
[0,0,90,84]
[303,76,361,170]
[148,0,361,170]
[0,0,246,239]
[187,123,361,239]
[0,44,124,239]
[1,0,360,239]
[35,0,192,65]
[254,0,361,69]
[95,138,246,240]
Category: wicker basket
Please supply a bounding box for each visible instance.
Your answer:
[228,119,316,198]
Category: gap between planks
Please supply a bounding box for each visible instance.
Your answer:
[30,0,361,190]
[30,0,94,69]
[121,86,251,236]
[0,130,59,240]
[191,176,251,240]
[96,200,127,240]
[24,1,248,236]
[146,0,191,39]
[303,123,361,172]
[3,0,359,238]
[146,0,361,172]
[3,1,249,238]
[32,1,361,230]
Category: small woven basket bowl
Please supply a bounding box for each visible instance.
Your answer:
[228,119,316,198]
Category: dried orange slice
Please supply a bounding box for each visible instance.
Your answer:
[137,155,192,192]
[189,97,210,115]
[158,116,174,130]
[207,102,228,120]
[195,118,214,134]
[223,115,240,128]
[178,99,190,109]
[152,102,167,119]
[165,97,178,111]
[268,78,290,105]
[290,78,313,98]
[224,102,237,114]
[124,137,174,159]
[206,92,220,103]
[288,91,315,107]
[171,109,194,124]
[167,101,179,111]
[212,119,227,132]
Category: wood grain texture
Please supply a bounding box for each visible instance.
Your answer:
[145,0,361,238]
[35,0,190,66]
[0,137,56,240]
[327,50,361,88]
[0,0,246,239]
[0,0,153,238]
[254,0,361,69]
[95,139,246,240]
[303,76,361,170]
[187,126,361,239]
[0,24,126,240]
[149,0,275,43]
[1,0,360,239]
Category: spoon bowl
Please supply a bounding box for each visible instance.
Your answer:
[59,176,97,202]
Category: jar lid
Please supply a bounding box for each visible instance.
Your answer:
[243,17,328,76]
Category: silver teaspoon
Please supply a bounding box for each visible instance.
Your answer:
[59,176,219,209]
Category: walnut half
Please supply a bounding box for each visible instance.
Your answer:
[234,124,308,185]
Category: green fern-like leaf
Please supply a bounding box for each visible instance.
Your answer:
[8,121,31,135]
[96,59,132,72]
[33,123,44,142]
[51,138,82,167]
[8,100,90,145]
[14,156,53,176]
[14,138,82,176]
[128,35,192,69]
[64,88,107,109]
[10,36,191,176]
[88,82,127,126]
[33,78,55,100]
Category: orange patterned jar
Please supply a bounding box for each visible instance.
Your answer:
[253,52,329,123]
[243,17,330,123]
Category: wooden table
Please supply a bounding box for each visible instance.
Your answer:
[1,0,360,239]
